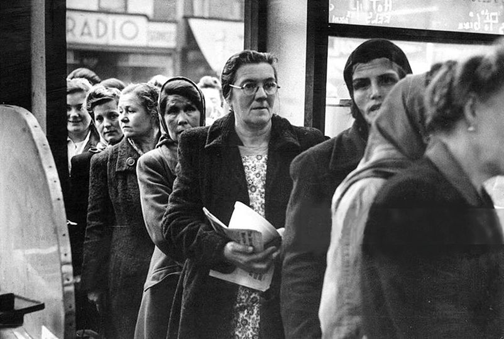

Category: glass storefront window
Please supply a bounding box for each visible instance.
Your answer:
[329,0,504,35]
[324,36,491,137]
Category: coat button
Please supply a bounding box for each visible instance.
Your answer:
[126,157,136,167]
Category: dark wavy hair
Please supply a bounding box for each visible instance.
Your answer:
[220,50,278,102]
[425,38,504,133]
[85,84,121,114]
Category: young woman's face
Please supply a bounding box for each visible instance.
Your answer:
[67,91,92,137]
[352,57,401,126]
[228,62,277,131]
[94,99,123,145]
[118,92,154,140]
[163,94,201,142]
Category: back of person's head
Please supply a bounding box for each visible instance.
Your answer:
[221,50,278,101]
[159,77,206,126]
[85,84,121,114]
[425,39,504,133]
[148,74,170,89]
[100,77,126,91]
[343,39,412,124]
[198,76,222,90]
[67,77,92,95]
[67,67,102,85]
[121,83,160,125]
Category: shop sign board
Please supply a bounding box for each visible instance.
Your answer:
[66,10,176,48]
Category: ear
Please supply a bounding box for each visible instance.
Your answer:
[462,94,478,130]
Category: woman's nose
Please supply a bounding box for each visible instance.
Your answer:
[177,112,189,124]
[370,83,382,99]
[255,85,267,98]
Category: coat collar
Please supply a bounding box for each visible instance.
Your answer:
[115,137,142,172]
[204,113,301,151]
[328,120,367,172]
[426,137,491,207]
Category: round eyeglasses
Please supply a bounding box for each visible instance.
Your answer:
[229,81,280,96]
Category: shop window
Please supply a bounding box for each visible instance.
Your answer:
[99,0,126,12]
[329,0,504,35]
[153,0,177,21]
[324,36,490,137]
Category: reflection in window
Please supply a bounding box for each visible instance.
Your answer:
[329,0,504,35]
[324,36,490,137]
[99,0,126,12]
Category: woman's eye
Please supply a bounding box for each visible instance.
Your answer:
[264,82,276,90]
[352,81,368,90]
[96,116,103,122]
[380,76,399,85]
[243,83,257,91]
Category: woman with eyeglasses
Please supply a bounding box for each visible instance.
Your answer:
[161,50,325,338]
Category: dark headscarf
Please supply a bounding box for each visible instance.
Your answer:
[343,39,413,138]
[158,76,206,143]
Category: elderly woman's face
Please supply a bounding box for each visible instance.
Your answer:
[163,94,201,142]
[229,62,276,130]
[118,92,155,140]
[352,57,401,126]
[473,88,504,176]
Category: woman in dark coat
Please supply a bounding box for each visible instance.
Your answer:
[362,44,504,338]
[81,83,160,339]
[162,50,325,339]
[280,39,412,338]
[134,77,205,339]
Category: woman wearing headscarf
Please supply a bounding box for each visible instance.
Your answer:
[281,39,412,339]
[319,64,441,337]
[162,50,325,338]
[362,45,504,338]
[134,77,205,339]
[81,83,160,339]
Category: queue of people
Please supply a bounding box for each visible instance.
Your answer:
[64,38,504,339]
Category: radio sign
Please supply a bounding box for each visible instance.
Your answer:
[67,10,176,48]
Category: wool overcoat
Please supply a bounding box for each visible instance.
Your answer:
[162,113,325,339]
[362,139,504,338]
[81,137,154,339]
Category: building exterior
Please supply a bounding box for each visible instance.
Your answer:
[67,0,244,84]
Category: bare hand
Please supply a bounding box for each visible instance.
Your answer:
[223,241,280,274]
[87,290,105,313]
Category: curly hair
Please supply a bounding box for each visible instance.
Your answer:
[121,83,160,125]
[425,38,504,133]
[220,50,278,102]
[85,84,121,113]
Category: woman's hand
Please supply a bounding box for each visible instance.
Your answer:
[87,290,105,314]
[223,241,280,274]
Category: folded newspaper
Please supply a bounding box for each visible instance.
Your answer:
[203,201,284,291]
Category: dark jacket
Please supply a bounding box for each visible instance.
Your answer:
[281,121,366,338]
[65,128,100,274]
[68,146,103,276]
[81,137,154,339]
[162,113,325,339]
[362,139,504,339]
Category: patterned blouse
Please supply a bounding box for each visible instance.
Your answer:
[230,145,268,339]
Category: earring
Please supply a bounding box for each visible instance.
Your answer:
[468,126,475,132]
